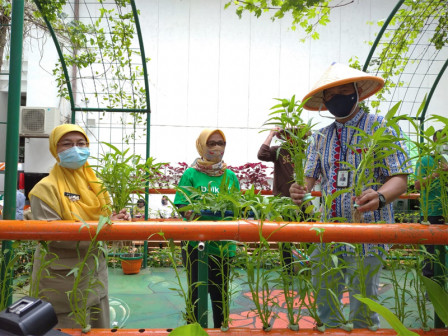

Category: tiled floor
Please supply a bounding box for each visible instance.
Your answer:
[108,266,435,330]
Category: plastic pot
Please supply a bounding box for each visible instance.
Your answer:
[120,253,143,274]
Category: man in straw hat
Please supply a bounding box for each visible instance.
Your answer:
[290,63,413,329]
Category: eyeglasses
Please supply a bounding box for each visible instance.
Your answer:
[58,140,89,149]
[206,141,226,147]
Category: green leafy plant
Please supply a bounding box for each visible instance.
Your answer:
[0,241,40,310]
[66,215,110,332]
[422,276,448,326]
[240,237,278,331]
[224,0,332,41]
[92,142,165,214]
[43,0,150,143]
[212,243,238,331]
[160,232,198,325]
[264,96,315,193]
[381,247,415,324]
[346,247,383,330]
[342,102,409,222]
[168,322,209,336]
[354,295,420,336]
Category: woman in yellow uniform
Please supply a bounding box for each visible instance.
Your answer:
[29,124,128,328]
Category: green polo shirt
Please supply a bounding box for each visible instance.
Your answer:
[174,168,240,256]
[416,156,443,216]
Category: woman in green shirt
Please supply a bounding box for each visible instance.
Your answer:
[174,128,240,328]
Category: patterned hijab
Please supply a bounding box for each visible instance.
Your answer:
[29,124,110,221]
[192,129,228,176]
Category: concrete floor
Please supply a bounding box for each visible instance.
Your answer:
[108,266,435,330]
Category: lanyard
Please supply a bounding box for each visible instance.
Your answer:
[332,113,365,166]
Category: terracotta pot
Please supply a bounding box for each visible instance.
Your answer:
[120,253,143,274]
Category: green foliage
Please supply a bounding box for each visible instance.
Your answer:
[66,215,110,331]
[212,244,237,329]
[422,276,448,326]
[368,0,447,110]
[354,295,420,336]
[431,10,448,49]
[177,181,310,223]
[168,322,209,336]
[264,95,316,188]
[345,102,408,199]
[36,0,149,142]
[92,142,165,214]
[225,0,331,41]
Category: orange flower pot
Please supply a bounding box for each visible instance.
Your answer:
[120,253,143,274]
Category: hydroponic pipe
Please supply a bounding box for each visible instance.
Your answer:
[0,220,446,245]
[56,327,448,335]
[146,189,420,199]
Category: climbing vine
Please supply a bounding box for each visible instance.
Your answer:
[35,0,148,142]
[366,0,447,110]
[224,0,336,41]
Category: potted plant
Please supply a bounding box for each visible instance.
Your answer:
[119,246,144,275]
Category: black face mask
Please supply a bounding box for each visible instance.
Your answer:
[324,92,358,118]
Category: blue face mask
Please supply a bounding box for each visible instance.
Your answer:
[324,92,358,119]
[58,146,90,169]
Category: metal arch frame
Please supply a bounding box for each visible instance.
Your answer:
[33,0,151,118]
[32,0,153,269]
[2,0,153,308]
[32,0,152,204]
[362,0,447,128]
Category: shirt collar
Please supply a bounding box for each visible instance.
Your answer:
[334,108,365,129]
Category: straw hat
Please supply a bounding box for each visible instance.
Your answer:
[302,62,385,111]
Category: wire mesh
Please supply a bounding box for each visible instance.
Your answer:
[364,0,447,127]
[35,0,150,159]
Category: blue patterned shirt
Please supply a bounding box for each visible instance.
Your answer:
[305,109,413,256]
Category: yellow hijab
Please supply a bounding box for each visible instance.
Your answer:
[195,129,226,166]
[29,124,110,221]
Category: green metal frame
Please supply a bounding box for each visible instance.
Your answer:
[33,0,152,267]
[2,0,25,308]
[363,1,447,327]
[362,0,447,126]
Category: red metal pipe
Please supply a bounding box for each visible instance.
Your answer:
[0,220,447,244]
[57,328,448,335]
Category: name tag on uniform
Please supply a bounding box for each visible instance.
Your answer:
[64,192,80,202]
[336,170,350,188]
